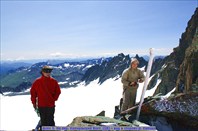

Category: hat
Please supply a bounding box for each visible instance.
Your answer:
[131,58,139,65]
[41,65,53,73]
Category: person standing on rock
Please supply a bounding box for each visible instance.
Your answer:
[30,65,61,128]
[121,58,145,112]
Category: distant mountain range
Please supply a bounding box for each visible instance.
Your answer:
[0,57,111,93]
[0,62,32,76]
[0,54,151,93]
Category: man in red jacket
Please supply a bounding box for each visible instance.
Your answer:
[30,65,61,127]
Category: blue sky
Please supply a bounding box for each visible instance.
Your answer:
[1,0,197,60]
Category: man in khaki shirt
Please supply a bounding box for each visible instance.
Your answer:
[121,58,145,112]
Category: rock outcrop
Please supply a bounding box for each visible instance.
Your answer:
[119,93,198,131]
[68,116,156,131]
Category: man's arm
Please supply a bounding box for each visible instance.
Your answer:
[54,81,61,101]
[30,82,37,107]
[121,69,131,87]
[138,70,145,83]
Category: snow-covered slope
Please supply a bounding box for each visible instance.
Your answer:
[0,76,159,130]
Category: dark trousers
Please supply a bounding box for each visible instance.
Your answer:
[38,107,55,126]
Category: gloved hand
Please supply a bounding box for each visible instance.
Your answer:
[129,82,137,86]
[33,105,40,117]
[138,79,144,83]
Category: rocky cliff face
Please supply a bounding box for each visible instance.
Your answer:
[149,8,198,95]
[175,24,198,92]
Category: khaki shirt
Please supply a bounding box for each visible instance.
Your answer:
[121,67,145,89]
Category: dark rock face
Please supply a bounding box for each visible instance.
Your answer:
[149,8,198,94]
[174,8,198,93]
[150,58,165,76]
[175,32,198,92]
[154,61,179,95]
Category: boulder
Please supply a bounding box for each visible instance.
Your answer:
[68,116,156,131]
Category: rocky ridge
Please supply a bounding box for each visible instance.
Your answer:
[148,8,198,95]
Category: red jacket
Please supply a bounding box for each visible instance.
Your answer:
[30,75,61,107]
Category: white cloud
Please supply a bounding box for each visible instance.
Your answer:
[153,48,173,55]
[49,52,116,59]
[50,52,67,57]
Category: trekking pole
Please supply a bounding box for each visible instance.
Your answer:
[136,48,154,120]
[34,98,41,131]
[34,107,41,131]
